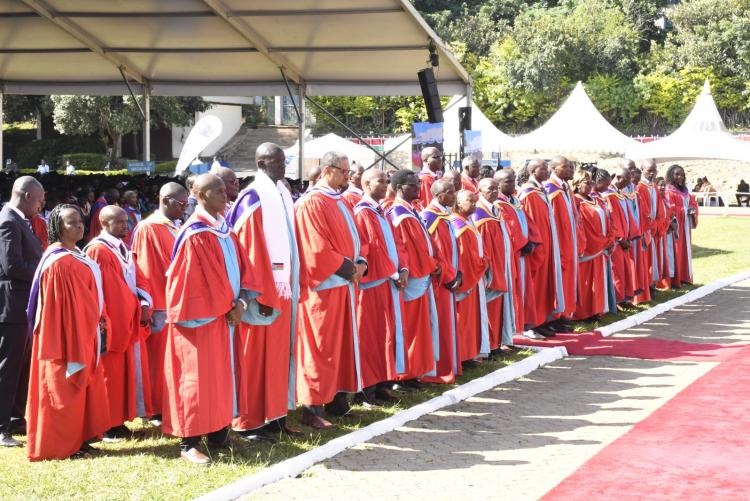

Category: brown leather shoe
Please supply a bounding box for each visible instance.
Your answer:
[301,409,334,430]
[180,447,211,466]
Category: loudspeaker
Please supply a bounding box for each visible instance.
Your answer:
[458,106,471,133]
[417,68,443,123]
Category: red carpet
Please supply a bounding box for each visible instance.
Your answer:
[543,344,750,500]
[513,331,746,361]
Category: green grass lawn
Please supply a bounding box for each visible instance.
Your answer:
[3,216,748,500]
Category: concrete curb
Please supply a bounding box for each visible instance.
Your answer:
[597,270,750,337]
[196,346,568,501]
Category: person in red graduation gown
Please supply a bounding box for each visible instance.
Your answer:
[353,169,408,402]
[572,170,612,320]
[420,179,462,383]
[295,152,367,429]
[663,164,698,287]
[342,162,365,208]
[626,165,650,304]
[451,190,490,362]
[473,178,511,352]
[387,170,438,383]
[602,167,638,304]
[543,157,580,329]
[654,177,677,289]
[86,188,119,241]
[518,160,563,338]
[31,214,48,251]
[418,146,444,207]
[26,204,110,460]
[163,173,256,465]
[130,182,188,424]
[460,157,480,193]
[226,143,303,441]
[84,205,153,441]
[640,160,662,289]
[495,168,537,337]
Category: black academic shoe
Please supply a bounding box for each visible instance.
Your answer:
[534,326,557,338]
[9,418,26,436]
[374,386,399,403]
[324,393,352,417]
[353,392,382,409]
[236,429,277,444]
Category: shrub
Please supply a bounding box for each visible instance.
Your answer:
[60,153,109,170]
[156,160,178,174]
[16,135,105,169]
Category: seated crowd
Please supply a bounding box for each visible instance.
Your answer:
[0,144,697,465]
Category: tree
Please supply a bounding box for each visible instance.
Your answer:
[51,96,208,162]
[2,96,54,139]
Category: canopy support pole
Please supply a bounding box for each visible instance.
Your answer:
[143,85,151,162]
[298,84,306,181]
[304,97,400,171]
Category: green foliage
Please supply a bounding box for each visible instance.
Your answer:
[1,95,52,123]
[584,74,643,131]
[61,153,110,170]
[156,160,178,173]
[16,135,105,169]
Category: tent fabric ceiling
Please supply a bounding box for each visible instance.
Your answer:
[0,0,469,96]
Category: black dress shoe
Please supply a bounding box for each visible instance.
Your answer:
[324,393,351,417]
[535,326,557,338]
[374,386,398,403]
[236,429,277,444]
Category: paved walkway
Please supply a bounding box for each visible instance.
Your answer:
[248,280,750,500]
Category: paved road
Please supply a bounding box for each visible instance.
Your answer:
[248,280,750,500]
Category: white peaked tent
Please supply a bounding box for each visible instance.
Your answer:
[442,96,513,156]
[284,133,380,178]
[507,82,639,155]
[625,80,750,162]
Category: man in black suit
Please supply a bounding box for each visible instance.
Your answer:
[0,176,45,447]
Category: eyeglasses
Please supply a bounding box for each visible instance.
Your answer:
[167,197,188,208]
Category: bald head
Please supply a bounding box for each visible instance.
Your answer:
[613,167,632,189]
[193,173,224,195]
[455,189,477,216]
[211,166,238,201]
[494,167,517,197]
[100,205,129,239]
[431,178,454,197]
[361,168,388,200]
[256,142,286,182]
[160,182,188,199]
[527,159,549,183]
[421,146,443,173]
[193,173,228,217]
[10,176,45,219]
[641,158,657,181]
[623,159,636,171]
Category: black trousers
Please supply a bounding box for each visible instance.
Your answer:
[0,323,31,434]
[179,427,229,451]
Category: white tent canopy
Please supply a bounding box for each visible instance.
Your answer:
[625,80,750,162]
[506,82,639,155]
[284,132,380,178]
[442,96,512,157]
[0,0,469,97]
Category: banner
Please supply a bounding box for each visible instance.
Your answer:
[412,122,443,169]
[463,130,482,162]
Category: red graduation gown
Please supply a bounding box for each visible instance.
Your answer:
[544,179,580,319]
[26,252,110,461]
[452,213,488,362]
[163,216,253,437]
[354,198,407,387]
[461,174,479,193]
[519,183,561,327]
[420,202,460,383]
[130,213,178,415]
[229,190,297,431]
[418,170,438,208]
[496,195,534,334]
[603,189,637,302]
[295,189,362,406]
[85,239,153,427]
[31,215,48,251]
[664,186,698,286]
[473,199,508,350]
[634,181,657,303]
[574,195,611,319]
[388,198,437,380]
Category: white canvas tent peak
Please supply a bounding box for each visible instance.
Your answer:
[625,80,750,162]
[0,0,470,97]
[442,95,512,157]
[506,82,638,155]
[283,132,380,179]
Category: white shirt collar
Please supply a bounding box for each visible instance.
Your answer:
[98,230,126,249]
[194,205,227,230]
